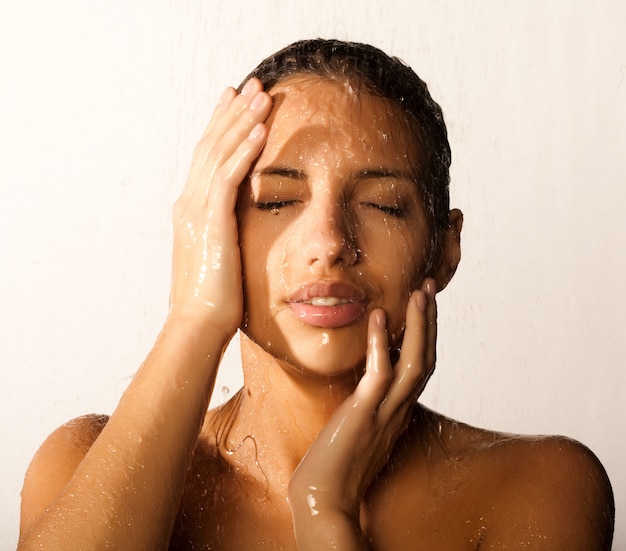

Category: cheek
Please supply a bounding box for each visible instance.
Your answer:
[240,219,271,291]
[241,218,290,303]
[359,219,427,284]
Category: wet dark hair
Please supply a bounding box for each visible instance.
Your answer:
[239,38,451,239]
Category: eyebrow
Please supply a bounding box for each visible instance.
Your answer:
[353,168,415,182]
[251,166,306,180]
[252,166,414,182]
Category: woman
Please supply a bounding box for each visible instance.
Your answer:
[18,39,614,550]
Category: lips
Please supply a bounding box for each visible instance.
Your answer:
[287,280,368,328]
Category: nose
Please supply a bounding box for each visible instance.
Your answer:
[298,195,359,268]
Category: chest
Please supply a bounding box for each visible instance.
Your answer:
[170,466,293,550]
[169,456,487,551]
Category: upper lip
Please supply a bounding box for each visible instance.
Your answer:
[288,280,368,303]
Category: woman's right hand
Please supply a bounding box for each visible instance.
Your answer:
[170,78,272,339]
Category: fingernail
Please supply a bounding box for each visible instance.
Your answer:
[219,87,232,104]
[241,79,255,95]
[415,292,427,312]
[248,123,264,140]
[425,279,437,297]
[375,309,386,329]
[250,92,265,111]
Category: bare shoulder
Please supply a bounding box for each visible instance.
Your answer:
[484,433,614,549]
[425,408,615,550]
[20,414,110,538]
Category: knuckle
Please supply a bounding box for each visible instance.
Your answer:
[193,136,223,168]
[199,142,222,170]
[369,368,393,395]
[381,366,394,384]
[369,360,393,382]
[194,131,215,153]
[172,198,186,220]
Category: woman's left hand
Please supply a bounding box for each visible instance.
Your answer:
[288,278,437,549]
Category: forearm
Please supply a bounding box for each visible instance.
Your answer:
[19,311,230,551]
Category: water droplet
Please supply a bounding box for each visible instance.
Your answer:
[306,493,320,516]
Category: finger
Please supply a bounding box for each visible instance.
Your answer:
[219,121,268,185]
[196,95,271,201]
[191,99,270,196]
[423,277,437,371]
[181,81,271,199]
[377,290,427,422]
[198,79,268,161]
[199,86,237,140]
[200,78,262,143]
[202,122,268,219]
[201,88,271,172]
[181,103,271,224]
[397,278,438,392]
[352,309,393,411]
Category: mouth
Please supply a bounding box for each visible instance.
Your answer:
[306,296,357,306]
[289,280,367,303]
[287,281,368,328]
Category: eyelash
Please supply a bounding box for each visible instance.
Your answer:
[256,200,297,211]
[364,202,406,218]
[255,200,405,218]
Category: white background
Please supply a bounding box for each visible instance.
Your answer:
[1,0,624,548]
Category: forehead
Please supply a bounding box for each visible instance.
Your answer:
[268,76,403,123]
[260,76,419,168]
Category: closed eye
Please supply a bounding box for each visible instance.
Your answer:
[364,202,405,217]
[256,200,298,211]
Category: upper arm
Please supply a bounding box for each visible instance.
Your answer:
[19,414,109,540]
[483,437,614,550]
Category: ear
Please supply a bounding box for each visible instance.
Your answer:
[429,208,463,291]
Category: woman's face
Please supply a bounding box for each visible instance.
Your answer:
[238,76,432,378]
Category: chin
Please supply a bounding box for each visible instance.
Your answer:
[241,323,367,381]
[277,336,367,377]
[277,353,366,386]
[289,348,365,378]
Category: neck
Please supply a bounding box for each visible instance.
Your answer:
[223,333,361,477]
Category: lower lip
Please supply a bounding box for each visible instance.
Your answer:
[289,302,367,328]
